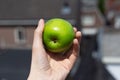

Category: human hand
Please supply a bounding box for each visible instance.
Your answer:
[27,19,82,80]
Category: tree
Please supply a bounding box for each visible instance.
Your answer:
[98,0,105,15]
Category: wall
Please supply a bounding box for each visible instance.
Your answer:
[0,26,35,49]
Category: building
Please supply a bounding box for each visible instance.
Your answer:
[0,0,105,50]
[72,0,108,80]
[80,0,104,35]
[105,0,120,29]
[0,0,78,50]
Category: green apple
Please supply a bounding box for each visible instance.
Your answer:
[43,18,75,53]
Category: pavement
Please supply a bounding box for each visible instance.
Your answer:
[102,29,120,63]
[102,29,120,80]
[102,31,120,57]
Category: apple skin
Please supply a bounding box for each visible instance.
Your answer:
[43,18,75,53]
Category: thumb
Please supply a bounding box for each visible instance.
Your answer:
[32,19,44,49]
[31,19,49,67]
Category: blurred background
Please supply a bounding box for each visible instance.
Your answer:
[0,0,120,80]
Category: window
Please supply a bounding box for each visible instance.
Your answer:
[107,11,114,20]
[114,16,120,29]
[81,15,95,26]
[61,2,71,15]
[14,27,26,44]
[81,0,97,5]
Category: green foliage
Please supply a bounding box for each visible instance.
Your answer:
[98,0,105,15]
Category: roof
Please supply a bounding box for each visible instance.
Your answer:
[0,49,31,80]
[0,0,78,25]
[0,0,77,20]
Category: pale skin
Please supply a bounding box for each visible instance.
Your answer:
[27,19,82,80]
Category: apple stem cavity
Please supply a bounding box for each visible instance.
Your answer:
[51,37,58,43]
